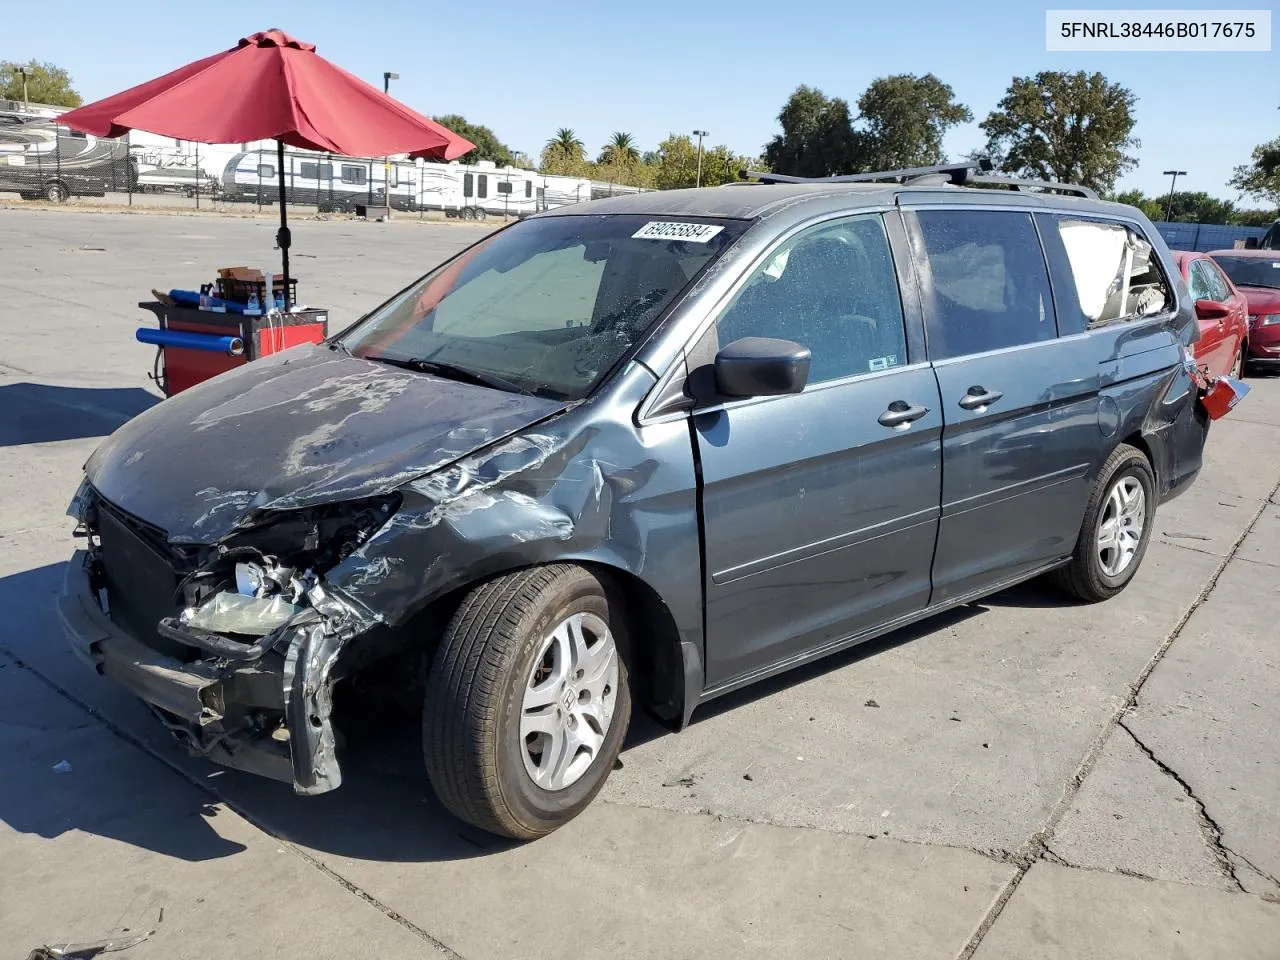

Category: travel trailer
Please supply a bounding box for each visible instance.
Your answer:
[132,148,220,196]
[219,149,420,212]
[0,104,133,202]
[219,145,646,218]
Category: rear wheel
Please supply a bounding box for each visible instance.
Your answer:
[423,565,631,840]
[1051,444,1155,603]
[45,181,69,203]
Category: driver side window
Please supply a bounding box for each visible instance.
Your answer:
[715,215,908,384]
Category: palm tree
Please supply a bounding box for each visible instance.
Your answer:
[599,131,639,166]
[546,128,585,161]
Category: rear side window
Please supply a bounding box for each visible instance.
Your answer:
[715,214,908,383]
[341,165,366,185]
[1054,219,1171,326]
[915,210,1055,360]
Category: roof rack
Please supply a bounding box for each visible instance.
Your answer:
[738,159,1097,200]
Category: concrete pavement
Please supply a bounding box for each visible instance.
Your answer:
[1,208,1277,959]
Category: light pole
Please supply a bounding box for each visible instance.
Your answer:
[1162,169,1186,222]
[383,72,399,218]
[693,129,708,188]
[17,66,29,107]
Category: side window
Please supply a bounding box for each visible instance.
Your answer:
[341,165,366,185]
[1054,218,1172,327]
[300,161,319,180]
[257,164,275,179]
[463,173,474,198]
[1202,260,1232,301]
[525,180,533,199]
[1187,261,1212,302]
[477,174,488,199]
[915,210,1055,360]
[715,214,908,384]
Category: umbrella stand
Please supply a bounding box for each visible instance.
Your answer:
[276,139,292,311]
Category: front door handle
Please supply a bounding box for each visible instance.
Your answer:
[958,386,1004,411]
[878,401,930,428]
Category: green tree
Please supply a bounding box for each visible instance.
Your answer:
[598,132,640,166]
[853,73,971,170]
[545,128,585,161]
[1229,136,1280,208]
[1230,208,1280,228]
[0,60,82,107]
[763,85,858,177]
[653,134,751,190]
[431,114,510,165]
[980,71,1139,194]
[1162,191,1236,224]
[1111,188,1164,221]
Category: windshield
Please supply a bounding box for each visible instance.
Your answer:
[1213,256,1280,291]
[340,214,747,400]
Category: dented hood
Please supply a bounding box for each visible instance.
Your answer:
[85,345,566,543]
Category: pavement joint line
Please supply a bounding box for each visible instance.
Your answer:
[954,471,1280,960]
[0,646,467,960]
[1236,555,1280,571]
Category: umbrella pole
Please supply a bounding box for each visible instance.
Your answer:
[276,139,292,311]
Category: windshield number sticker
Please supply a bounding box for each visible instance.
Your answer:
[632,221,724,243]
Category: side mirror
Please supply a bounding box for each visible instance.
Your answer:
[1194,299,1230,322]
[714,337,810,398]
[1242,238,1259,250]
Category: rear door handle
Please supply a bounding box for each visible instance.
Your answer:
[958,386,1004,411]
[878,401,930,428]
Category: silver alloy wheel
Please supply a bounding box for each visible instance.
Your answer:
[520,612,619,791]
[1096,476,1146,577]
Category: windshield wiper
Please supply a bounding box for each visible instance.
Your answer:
[364,354,531,395]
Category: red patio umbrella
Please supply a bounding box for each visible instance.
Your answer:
[59,29,475,309]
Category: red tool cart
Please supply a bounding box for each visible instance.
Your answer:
[137,270,329,397]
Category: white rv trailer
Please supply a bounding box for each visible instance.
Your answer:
[219,145,645,217]
[220,148,421,212]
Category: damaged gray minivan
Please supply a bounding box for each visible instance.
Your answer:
[60,163,1211,840]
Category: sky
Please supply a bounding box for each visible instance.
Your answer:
[3,0,1276,201]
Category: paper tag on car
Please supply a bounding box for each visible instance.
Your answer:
[632,222,724,243]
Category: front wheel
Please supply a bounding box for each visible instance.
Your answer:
[45,181,69,203]
[1051,443,1156,603]
[423,565,631,840]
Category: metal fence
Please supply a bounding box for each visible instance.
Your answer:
[1,114,645,220]
[1152,221,1269,253]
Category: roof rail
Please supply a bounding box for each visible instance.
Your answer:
[966,175,1098,200]
[741,159,994,186]
[739,159,1097,199]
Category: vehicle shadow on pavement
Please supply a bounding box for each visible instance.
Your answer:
[0,556,1079,866]
[0,382,160,448]
[0,561,249,862]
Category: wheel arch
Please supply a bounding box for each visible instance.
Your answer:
[381,557,699,732]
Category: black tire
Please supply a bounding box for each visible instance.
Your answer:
[423,564,631,840]
[45,181,69,203]
[1051,443,1156,603]
[1237,342,1249,378]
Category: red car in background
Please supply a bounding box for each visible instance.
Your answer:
[1172,250,1249,378]
[1208,249,1280,373]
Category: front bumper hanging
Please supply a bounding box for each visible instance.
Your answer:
[57,549,347,793]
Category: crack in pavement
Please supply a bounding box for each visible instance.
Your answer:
[1118,720,1245,893]
[0,647,466,960]
[599,796,1021,867]
[955,472,1280,960]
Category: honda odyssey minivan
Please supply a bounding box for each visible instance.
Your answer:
[61,163,1211,840]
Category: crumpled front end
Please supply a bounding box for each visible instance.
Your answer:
[59,483,392,794]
